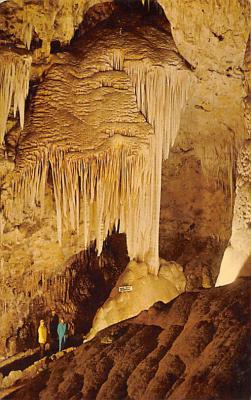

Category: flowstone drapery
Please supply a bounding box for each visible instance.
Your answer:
[3,27,193,274]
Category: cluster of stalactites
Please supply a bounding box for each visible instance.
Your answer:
[8,145,158,269]
[6,51,193,275]
[0,267,73,315]
[0,53,31,144]
[125,61,192,161]
[109,51,193,271]
[110,51,193,160]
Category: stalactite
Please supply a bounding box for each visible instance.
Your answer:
[112,50,124,71]
[21,22,33,51]
[0,52,31,144]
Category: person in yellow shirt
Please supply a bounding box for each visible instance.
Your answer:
[38,319,47,358]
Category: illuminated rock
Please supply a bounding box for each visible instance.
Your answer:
[86,259,186,341]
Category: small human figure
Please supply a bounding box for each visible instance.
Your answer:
[57,317,67,352]
[38,319,47,358]
[49,308,59,354]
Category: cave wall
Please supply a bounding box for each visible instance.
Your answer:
[159,0,249,72]
[216,32,251,285]
[159,63,247,284]
[158,0,249,287]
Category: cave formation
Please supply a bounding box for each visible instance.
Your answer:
[0,0,250,399]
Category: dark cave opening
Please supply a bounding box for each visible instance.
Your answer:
[67,233,129,336]
[6,234,129,356]
[71,0,171,44]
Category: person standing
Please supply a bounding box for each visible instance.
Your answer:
[49,308,59,354]
[57,317,67,352]
[38,319,47,358]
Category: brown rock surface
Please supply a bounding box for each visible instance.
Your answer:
[5,278,251,400]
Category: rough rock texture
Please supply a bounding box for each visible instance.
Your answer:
[0,346,75,395]
[159,150,230,288]
[243,34,251,135]
[0,1,249,272]
[5,278,251,400]
[157,0,250,277]
[158,0,250,73]
[0,0,249,71]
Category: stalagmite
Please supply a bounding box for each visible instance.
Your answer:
[0,52,31,144]
[86,259,186,341]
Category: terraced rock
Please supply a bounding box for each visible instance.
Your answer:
[6,278,251,400]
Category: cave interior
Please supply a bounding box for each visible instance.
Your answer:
[0,0,250,399]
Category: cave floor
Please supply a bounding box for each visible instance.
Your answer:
[3,278,251,400]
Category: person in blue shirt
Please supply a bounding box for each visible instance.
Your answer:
[57,317,67,352]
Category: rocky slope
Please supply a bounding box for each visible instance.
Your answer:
[5,277,251,400]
